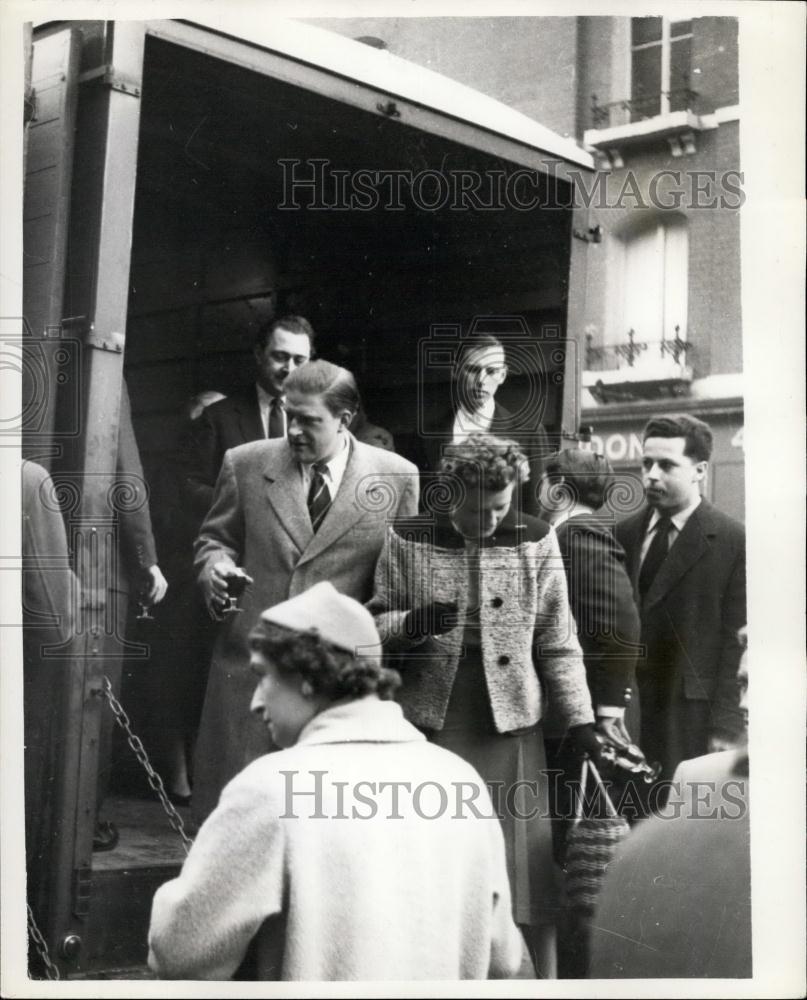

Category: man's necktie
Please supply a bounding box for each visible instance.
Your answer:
[638,515,673,600]
[307,462,331,532]
[268,397,285,439]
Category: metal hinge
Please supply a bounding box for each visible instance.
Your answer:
[72,866,92,918]
[24,86,37,125]
[79,65,141,98]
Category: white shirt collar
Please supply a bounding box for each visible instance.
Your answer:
[299,434,350,496]
[452,399,495,440]
[647,494,702,534]
[255,382,282,436]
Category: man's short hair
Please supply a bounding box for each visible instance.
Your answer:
[248,621,400,702]
[283,359,360,418]
[255,315,316,352]
[440,433,528,491]
[543,449,615,510]
[642,414,713,463]
[456,333,506,367]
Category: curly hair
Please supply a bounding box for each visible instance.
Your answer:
[248,622,400,701]
[439,433,529,492]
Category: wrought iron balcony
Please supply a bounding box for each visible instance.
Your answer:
[590,88,699,130]
[585,328,692,373]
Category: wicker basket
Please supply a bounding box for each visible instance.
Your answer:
[564,757,631,917]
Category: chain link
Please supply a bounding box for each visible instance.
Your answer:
[100,675,193,854]
[27,904,61,980]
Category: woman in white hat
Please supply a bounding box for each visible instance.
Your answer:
[370,434,602,977]
[147,581,525,981]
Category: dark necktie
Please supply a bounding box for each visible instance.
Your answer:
[268,396,284,439]
[307,462,331,532]
[638,515,673,600]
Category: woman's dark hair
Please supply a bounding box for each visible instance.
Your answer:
[543,449,615,510]
[439,433,529,491]
[248,622,400,701]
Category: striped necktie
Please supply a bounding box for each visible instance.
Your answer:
[307,462,331,532]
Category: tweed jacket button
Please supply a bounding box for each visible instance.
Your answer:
[498,655,510,666]
[491,597,503,608]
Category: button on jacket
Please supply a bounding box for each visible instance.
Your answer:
[369,511,595,733]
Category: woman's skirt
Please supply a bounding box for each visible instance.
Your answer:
[428,645,559,928]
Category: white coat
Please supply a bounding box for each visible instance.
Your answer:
[148,696,524,981]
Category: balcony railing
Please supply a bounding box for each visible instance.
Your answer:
[590,88,699,130]
[585,328,692,373]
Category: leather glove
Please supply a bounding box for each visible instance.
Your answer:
[595,716,638,757]
[569,723,603,765]
[405,601,459,640]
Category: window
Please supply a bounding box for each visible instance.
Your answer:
[631,17,693,119]
[621,217,688,352]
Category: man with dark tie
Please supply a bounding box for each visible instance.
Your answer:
[615,414,746,787]
[185,315,315,523]
[192,360,420,822]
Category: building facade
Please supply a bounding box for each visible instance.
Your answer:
[308,15,745,521]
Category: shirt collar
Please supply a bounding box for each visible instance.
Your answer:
[255,382,280,408]
[454,398,495,431]
[312,433,350,480]
[647,494,702,534]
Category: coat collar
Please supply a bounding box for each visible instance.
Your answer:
[643,498,719,609]
[261,434,382,563]
[432,399,513,438]
[394,507,544,549]
[296,696,426,747]
[234,385,264,443]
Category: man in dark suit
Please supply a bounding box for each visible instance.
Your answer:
[615,414,746,784]
[192,360,420,822]
[539,448,641,732]
[415,333,550,516]
[185,315,315,522]
[538,447,642,978]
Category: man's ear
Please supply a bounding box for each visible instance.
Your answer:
[693,460,708,483]
[339,410,354,430]
[300,679,314,698]
[498,364,509,385]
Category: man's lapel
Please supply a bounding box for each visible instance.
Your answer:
[237,387,264,443]
[643,500,713,610]
[297,436,371,566]
[263,446,312,554]
[489,400,515,436]
[620,510,650,592]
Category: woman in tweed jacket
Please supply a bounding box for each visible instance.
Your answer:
[369,435,601,978]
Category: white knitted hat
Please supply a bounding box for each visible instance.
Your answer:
[259,581,382,666]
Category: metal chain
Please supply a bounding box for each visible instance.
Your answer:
[27,904,61,980]
[100,675,193,854]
